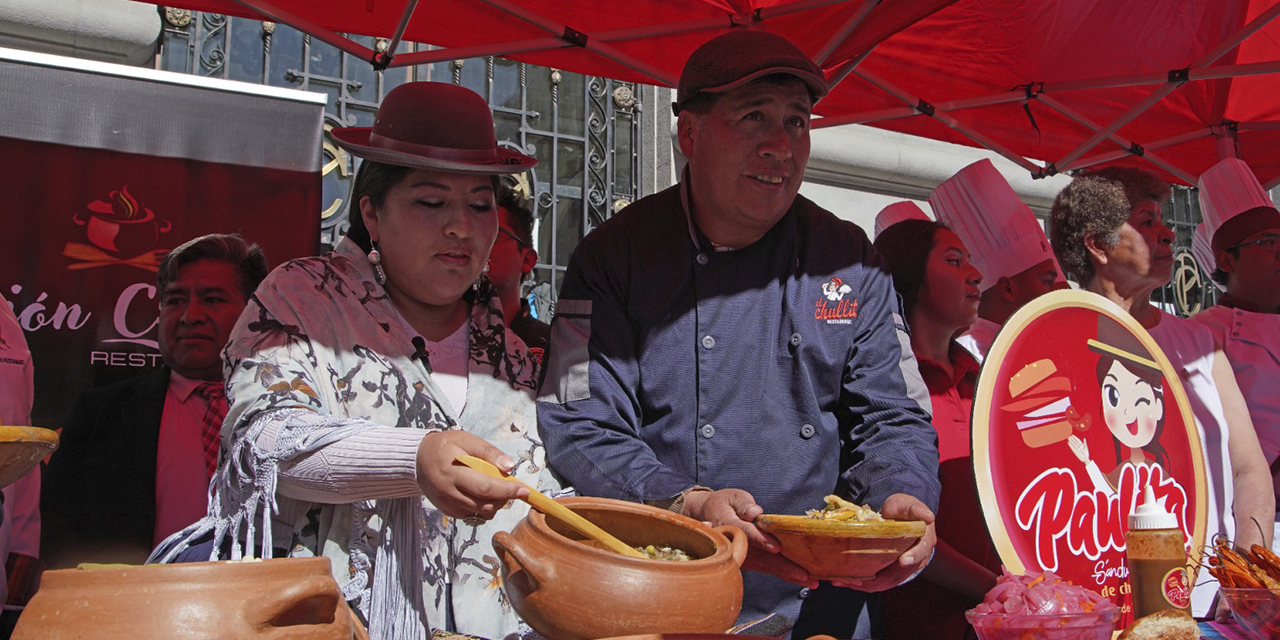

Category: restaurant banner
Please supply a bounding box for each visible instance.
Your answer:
[973,289,1208,631]
[0,47,324,431]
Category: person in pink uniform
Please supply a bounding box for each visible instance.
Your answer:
[1048,167,1273,618]
[874,219,997,640]
[1188,158,1280,524]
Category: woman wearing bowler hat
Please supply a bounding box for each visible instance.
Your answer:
[153,82,556,640]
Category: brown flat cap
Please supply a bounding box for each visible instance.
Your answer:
[674,29,829,115]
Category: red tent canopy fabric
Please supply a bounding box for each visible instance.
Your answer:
[140,0,1280,186]
[147,0,955,88]
[821,0,1280,187]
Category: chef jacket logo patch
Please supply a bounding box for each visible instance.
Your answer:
[815,278,858,324]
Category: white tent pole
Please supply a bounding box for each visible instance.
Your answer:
[814,89,1026,128]
[824,46,875,89]
[1043,59,1280,93]
[1051,85,1177,172]
[229,0,375,60]
[1066,129,1209,178]
[380,0,422,65]
[1197,0,1280,64]
[1038,94,1189,179]
[822,58,1280,127]
[386,37,565,68]
[854,67,1043,174]
[472,0,677,85]
[814,0,880,65]
[1052,0,1280,172]
[817,105,917,125]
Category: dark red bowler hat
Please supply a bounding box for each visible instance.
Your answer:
[332,82,536,175]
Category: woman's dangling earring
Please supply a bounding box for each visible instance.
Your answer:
[369,244,386,286]
[472,262,490,292]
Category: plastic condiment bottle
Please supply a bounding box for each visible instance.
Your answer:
[1126,485,1191,618]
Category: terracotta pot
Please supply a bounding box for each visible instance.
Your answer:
[494,496,748,640]
[13,557,368,640]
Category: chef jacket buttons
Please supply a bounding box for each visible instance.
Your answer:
[789,333,802,347]
[702,335,716,349]
[799,423,815,439]
[696,253,709,265]
[798,588,811,599]
[701,424,716,439]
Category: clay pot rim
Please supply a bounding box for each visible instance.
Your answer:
[47,557,333,582]
[529,496,735,567]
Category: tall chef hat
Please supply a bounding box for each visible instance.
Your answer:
[1197,157,1280,254]
[873,201,930,239]
[930,159,1061,292]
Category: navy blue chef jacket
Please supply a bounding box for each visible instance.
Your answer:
[538,180,941,638]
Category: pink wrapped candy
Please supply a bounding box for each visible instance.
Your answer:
[966,568,1120,640]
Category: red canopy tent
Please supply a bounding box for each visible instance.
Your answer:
[137,0,1280,186]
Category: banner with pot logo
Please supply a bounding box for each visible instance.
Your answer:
[0,49,324,431]
[972,289,1207,631]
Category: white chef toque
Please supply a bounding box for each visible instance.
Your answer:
[1196,157,1280,255]
[929,159,1060,292]
[873,201,930,239]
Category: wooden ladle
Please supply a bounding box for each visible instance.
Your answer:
[455,455,645,559]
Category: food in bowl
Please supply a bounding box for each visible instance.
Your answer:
[635,545,691,561]
[756,499,923,581]
[1220,587,1280,640]
[965,568,1119,640]
[804,495,884,522]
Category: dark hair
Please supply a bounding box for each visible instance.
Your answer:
[872,218,946,321]
[344,160,414,253]
[1095,355,1168,471]
[1049,176,1131,286]
[344,160,503,253]
[157,233,268,299]
[498,185,535,247]
[1211,248,1239,286]
[1081,166,1171,211]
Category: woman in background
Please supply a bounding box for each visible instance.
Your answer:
[1048,167,1273,618]
[875,219,996,640]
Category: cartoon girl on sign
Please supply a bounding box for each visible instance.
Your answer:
[1067,316,1169,497]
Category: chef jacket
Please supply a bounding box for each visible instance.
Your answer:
[1192,305,1280,478]
[538,181,941,636]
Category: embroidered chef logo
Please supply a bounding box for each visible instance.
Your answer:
[64,185,171,272]
[815,278,858,324]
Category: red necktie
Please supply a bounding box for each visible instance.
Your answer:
[195,382,228,479]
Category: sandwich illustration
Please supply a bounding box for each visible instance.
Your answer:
[1003,358,1090,448]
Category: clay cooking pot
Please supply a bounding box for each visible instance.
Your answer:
[14,557,367,639]
[494,496,748,640]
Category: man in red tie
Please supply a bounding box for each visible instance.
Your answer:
[43,234,267,568]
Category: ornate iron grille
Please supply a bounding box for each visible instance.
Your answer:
[157,8,643,320]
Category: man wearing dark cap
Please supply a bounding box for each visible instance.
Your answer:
[538,30,940,637]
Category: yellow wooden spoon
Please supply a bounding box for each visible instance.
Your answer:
[455,455,645,559]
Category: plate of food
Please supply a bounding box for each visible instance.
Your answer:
[755,495,925,581]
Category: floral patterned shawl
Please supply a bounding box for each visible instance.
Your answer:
[152,238,557,640]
